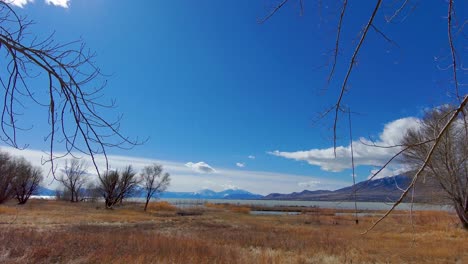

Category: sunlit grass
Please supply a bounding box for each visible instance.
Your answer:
[0,199,466,263]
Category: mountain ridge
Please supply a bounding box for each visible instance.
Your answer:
[263,174,447,204]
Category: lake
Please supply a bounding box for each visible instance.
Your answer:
[31,196,453,211]
[160,198,453,211]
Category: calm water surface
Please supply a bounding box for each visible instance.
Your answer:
[31,196,452,211]
[161,198,453,211]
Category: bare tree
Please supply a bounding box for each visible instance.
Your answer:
[58,159,88,202]
[98,165,139,208]
[0,151,15,203]
[116,165,140,205]
[12,158,43,205]
[99,170,119,208]
[402,105,468,229]
[0,2,141,177]
[141,164,170,212]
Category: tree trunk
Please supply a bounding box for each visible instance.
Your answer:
[105,198,114,209]
[70,189,75,203]
[144,199,149,212]
[454,202,468,230]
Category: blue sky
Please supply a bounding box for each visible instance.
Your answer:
[2,0,466,194]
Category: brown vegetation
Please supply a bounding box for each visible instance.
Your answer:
[205,202,251,214]
[146,201,178,212]
[0,200,466,263]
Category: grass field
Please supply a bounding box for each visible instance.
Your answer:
[0,199,466,263]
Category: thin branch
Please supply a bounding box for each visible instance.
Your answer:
[328,0,348,84]
[385,0,409,23]
[371,24,400,48]
[333,0,383,155]
[447,0,460,100]
[348,108,359,224]
[258,0,290,24]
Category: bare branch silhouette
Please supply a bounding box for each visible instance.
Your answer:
[333,0,383,156]
[0,2,144,178]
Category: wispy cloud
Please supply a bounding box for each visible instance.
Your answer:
[269,117,420,175]
[3,0,33,8]
[0,146,349,195]
[4,0,70,8]
[45,0,69,8]
[185,161,216,174]
[236,162,245,168]
[297,180,321,188]
[248,155,255,159]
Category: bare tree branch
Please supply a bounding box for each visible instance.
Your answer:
[333,0,383,155]
[0,2,145,179]
[258,0,290,24]
[448,0,460,100]
[385,0,409,23]
[327,0,348,84]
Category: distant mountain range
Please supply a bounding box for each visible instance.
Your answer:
[35,186,56,196]
[36,174,447,203]
[156,189,263,200]
[36,186,263,200]
[263,174,447,204]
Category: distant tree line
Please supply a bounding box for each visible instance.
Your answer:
[0,152,170,210]
[53,159,170,210]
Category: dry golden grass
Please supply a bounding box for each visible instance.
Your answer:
[0,205,17,214]
[0,199,466,263]
[205,202,251,214]
[146,201,178,212]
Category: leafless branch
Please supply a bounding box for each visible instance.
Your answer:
[327,0,348,84]
[370,24,400,48]
[0,2,145,179]
[333,0,383,155]
[448,0,460,100]
[258,0,290,24]
[385,0,409,23]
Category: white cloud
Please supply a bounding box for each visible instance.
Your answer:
[3,0,34,8]
[269,117,421,173]
[3,0,69,8]
[44,0,69,8]
[248,155,255,159]
[236,162,245,168]
[0,146,349,195]
[368,165,412,180]
[185,161,216,174]
[298,180,321,188]
[221,181,239,190]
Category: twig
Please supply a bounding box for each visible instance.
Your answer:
[328,0,348,83]
[258,0,290,24]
